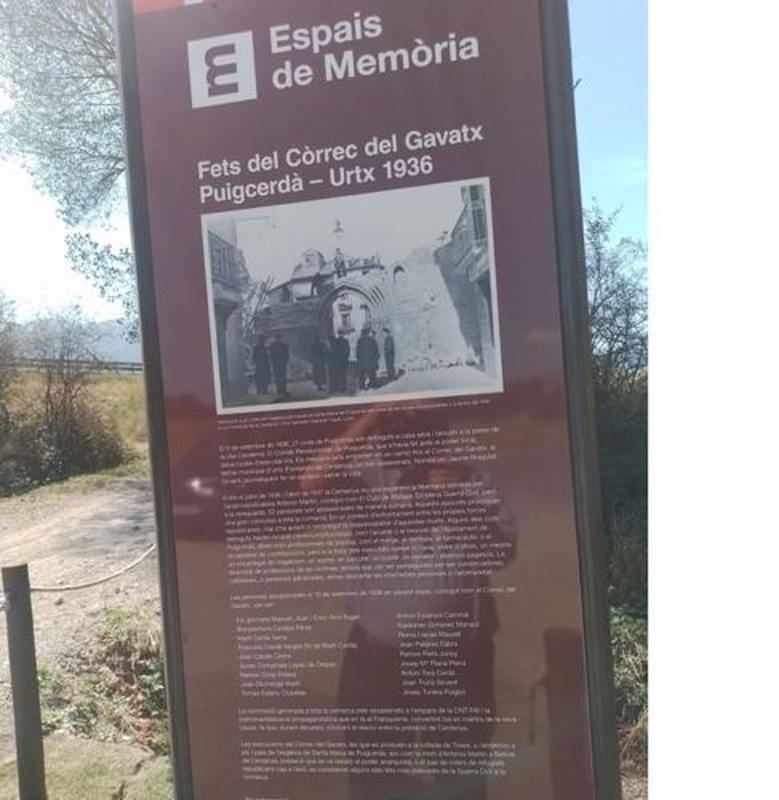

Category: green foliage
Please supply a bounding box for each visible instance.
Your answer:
[610,608,648,767]
[0,308,128,495]
[99,608,168,733]
[38,607,169,754]
[0,0,123,227]
[38,665,102,736]
[584,203,647,618]
[0,294,14,420]
[66,232,139,341]
[0,1,139,335]
[584,205,647,772]
[91,373,148,451]
[585,202,647,395]
[595,378,647,523]
[0,296,17,492]
[607,511,647,615]
[595,376,647,614]
[8,401,125,487]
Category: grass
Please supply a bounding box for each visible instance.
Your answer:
[90,373,148,450]
[38,606,169,755]
[6,371,147,447]
[611,607,648,770]
[1,371,150,498]
[0,735,172,800]
[19,454,150,498]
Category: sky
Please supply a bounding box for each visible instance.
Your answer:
[0,159,125,320]
[211,179,471,287]
[0,0,647,322]
[568,0,647,241]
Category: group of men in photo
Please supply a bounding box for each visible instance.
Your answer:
[251,326,397,401]
[251,333,290,398]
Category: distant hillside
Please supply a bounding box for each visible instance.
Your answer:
[92,320,142,363]
[12,318,142,364]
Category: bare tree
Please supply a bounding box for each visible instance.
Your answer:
[66,231,139,339]
[24,309,98,433]
[585,202,647,396]
[21,308,123,477]
[0,294,16,437]
[0,307,125,492]
[584,203,647,614]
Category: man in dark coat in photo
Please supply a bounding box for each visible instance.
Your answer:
[269,334,290,398]
[328,334,340,393]
[333,332,350,392]
[356,327,380,389]
[252,335,271,395]
[310,334,329,391]
[383,327,396,382]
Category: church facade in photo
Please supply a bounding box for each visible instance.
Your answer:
[206,181,500,407]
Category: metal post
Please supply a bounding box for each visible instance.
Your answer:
[2,564,47,800]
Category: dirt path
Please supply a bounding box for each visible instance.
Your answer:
[0,478,161,761]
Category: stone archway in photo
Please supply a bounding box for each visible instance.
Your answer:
[317,281,392,356]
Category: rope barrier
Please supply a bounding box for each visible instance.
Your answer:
[28,543,157,594]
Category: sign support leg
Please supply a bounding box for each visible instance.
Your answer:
[3,564,47,800]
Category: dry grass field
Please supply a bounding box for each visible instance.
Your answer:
[90,372,148,452]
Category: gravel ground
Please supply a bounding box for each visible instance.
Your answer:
[0,478,160,761]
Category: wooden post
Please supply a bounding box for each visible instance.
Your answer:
[2,564,47,800]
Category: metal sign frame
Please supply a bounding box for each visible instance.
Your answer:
[113,0,622,797]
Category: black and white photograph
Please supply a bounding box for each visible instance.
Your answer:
[202,178,503,413]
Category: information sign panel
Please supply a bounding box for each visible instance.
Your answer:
[115,1,620,797]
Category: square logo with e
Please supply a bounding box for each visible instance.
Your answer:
[188,31,257,108]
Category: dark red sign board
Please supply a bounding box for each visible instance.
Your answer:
[115,1,620,797]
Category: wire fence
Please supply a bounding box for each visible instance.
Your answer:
[0,358,143,373]
[2,543,157,614]
[27,543,157,594]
